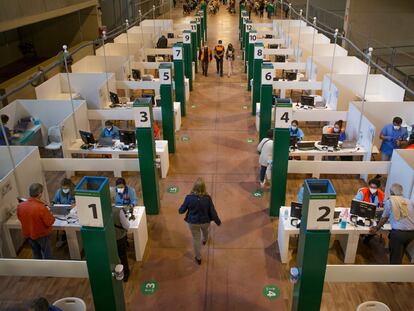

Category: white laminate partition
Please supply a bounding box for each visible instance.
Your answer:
[385,150,414,198]
[72,55,129,81]
[325,265,414,282]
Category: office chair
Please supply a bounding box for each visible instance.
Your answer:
[45,125,63,157]
[53,297,87,311]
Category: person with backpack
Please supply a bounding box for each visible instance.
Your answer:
[257,129,274,187]
[199,44,213,76]
[214,40,225,77]
[179,178,221,265]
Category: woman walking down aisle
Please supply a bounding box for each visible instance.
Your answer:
[226,43,235,77]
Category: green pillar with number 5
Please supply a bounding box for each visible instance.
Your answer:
[133,99,160,214]
[269,99,292,217]
[292,179,336,311]
[159,63,176,153]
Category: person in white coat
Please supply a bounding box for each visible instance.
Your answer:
[257,129,274,187]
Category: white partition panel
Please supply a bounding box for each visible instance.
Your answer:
[114,33,155,49]
[313,56,368,81]
[301,44,348,62]
[72,55,129,81]
[385,150,414,197]
[96,42,142,61]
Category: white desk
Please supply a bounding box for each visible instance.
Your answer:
[3,206,148,261]
[65,139,169,178]
[277,206,391,264]
[273,77,322,99]
[289,142,367,161]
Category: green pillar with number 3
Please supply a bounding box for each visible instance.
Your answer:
[292,179,336,311]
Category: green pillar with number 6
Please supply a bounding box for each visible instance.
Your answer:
[259,63,273,139]
[292,179,336,311]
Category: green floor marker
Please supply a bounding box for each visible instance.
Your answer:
[181,135,190,142]
[167,186,179,194]
[141,280,159,296]
[262,284,280,300]
[252,189,263,198]
[247,138,255,143]
[242,105,248,110]
[191,104,196,108]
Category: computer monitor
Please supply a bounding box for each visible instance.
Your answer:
[265,34,273,39]
[132,69,141,81]
[290,136,298,148]
[120,130,136,145]
[79,130,96,145]
[167,33,174,38]
[268,44,279,49]
[350,200,376,220]
[109,92,120,105]
[142,94,155,106]
[290,202,302,219]
[285,71,297,81]
[321,133,340,147]
[300,95,315,107]
[275,55,286,62]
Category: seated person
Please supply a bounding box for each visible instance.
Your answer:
[100,120,120,140]
[379,116,408,161]
[52,178,75,205]
[0,114,12,145]
[289,120,304,141]
[154,121,161,140]
[370,183,414,264]
[297,184,304,204]
[404,133,414,150]
[114,178,138,207]
[354,178,384,208]
[327,120,346,141]
[29,297,62,311]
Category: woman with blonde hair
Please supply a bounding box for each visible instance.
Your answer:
[179,178,221,264]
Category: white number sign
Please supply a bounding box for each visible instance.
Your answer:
[306,199,336,230]
[159,68,171,84]
[75,195,104,227]
[249,33,257,43]
[195,17,201,24]
[254,46,263,59]
[190,24,197,32]
[275,105,292,128]
[183,33,191,44]
[134,106,151,128]
[173,46,183,60]
[261,68,273,85]
[245,23,252,32]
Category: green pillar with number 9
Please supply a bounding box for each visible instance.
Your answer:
[183,30,193,91]
[292,179,336,311]
[133,98,160,214]
[75,176,126,311]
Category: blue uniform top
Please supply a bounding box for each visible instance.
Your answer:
[100,126,120,140]
[382,198,414,231]
[114,186,138,206]
[380,124,408,156]
[289,127,304,140]
[0,126,11,145]
[297,186,304,203]
[52,189,75,205]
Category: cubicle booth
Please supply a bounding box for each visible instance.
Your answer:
[114,32,155,50]
[299,43,348,63]
[35,73,117,110]
[72,55,129,81]
[329,74,406,110]
[0,146,48,257]
[385,149,414,200]
[95,42,142,61]
[311,56,369,82]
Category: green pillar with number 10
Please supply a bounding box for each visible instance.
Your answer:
[159,63,175,153]
[173,43,186,116]
[133,99,160,214]
[292,179,336,311]
[252,42,264,116]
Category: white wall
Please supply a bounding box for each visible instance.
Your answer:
[385,150,414,198]
[96,43,142,61]
[313,56,368,81]
[72,55,129,81]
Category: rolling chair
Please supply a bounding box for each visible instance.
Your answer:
[356,301,390,311]
[53,297,86,311]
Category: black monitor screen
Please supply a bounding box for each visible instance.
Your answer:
[275,55,286,62]
[285,71,297,81]
[120,130,136,145]
[300,95,315,107]
[132,69,141,80]
[79,130,96,145]
[167,33,174,38]
[351,200,376,220]
[109,92,119,104]
[290,202,302,219]
[321,133,339,147]
[268,44,279,49]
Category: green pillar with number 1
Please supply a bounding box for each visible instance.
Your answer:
[133,99,160,214]
[159,63,176,153]
[252,42,264,116]
[173,43,186,116]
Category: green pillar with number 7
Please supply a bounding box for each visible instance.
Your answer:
[292,179,336,311]
[247,30,256,91]
[183,30,193,91]
[133,99,160,214]
[252,42,263,116]
[159,63,175,153]
[75,176,126,311]
[269,97,292,217]
[173,43,186,116]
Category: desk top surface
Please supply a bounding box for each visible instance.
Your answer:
[12,124,42,144]
[289,141,366,155]
[67,139,168,154]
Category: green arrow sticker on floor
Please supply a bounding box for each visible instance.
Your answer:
[262,284,280,300]
[141,280,159,296]
[191,104,196,109]
[246,138,255,144]
[167,186,179,194]
[181,135,190,142]
[242,105,248,110]
[252,189,263,198]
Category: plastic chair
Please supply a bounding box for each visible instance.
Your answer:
[53,297,86,311]
[45,125,63,151]
[356,301,391,311]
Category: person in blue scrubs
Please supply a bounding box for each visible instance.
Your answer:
[380,117,408,161]
[100,120,120,140]
[114,178,138,207]
[289,120,304,141]
[0,114,12,146]
[52,178,75,205]
[297,185,304,203]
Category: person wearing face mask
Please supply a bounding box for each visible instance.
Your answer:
[289,120,304,141]
[369,183,414,264]
[328,120,346,141]
[198,43,213,77]
[379,117,408,161]
[52,178,75,205]
[114,178,138,207]
[354,178,384,208]
[100,120,120,140]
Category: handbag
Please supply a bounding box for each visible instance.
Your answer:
[258,138,270,154]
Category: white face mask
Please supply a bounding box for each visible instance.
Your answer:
[291,126,297,131]
[106,127,112,131]
[369,187,377,194]
[117,188,125,194]
[393,125,400,130]
[333,127,340,133]
[62,188,70,194]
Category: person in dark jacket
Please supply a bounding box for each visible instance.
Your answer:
[179,178,221,264]
[112,207,131,282]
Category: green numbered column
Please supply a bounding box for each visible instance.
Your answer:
[133,98,160,214]
[239,9,246,40]
[173,43,186,116]
[183,30,193,91]
[159,63,176,153]
[75,176,125,311]
[247,30,257,91]
[198,10,205,43]
[195,15,202,47]
[269,99,292,217]
[241,15,247,56]
[201,2,207,40]
[244,21,252,73]
[190,21,198,73]
[292,179,336,311]
[252,43,264,116]
[259,63,273,139]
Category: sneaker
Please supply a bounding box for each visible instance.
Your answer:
[195,257,202,265]
[56,240,66,248]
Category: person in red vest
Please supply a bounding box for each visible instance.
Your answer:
[354,178,384,208]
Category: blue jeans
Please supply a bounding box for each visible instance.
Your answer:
[259,165,267,182]
[28,235,52,259]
